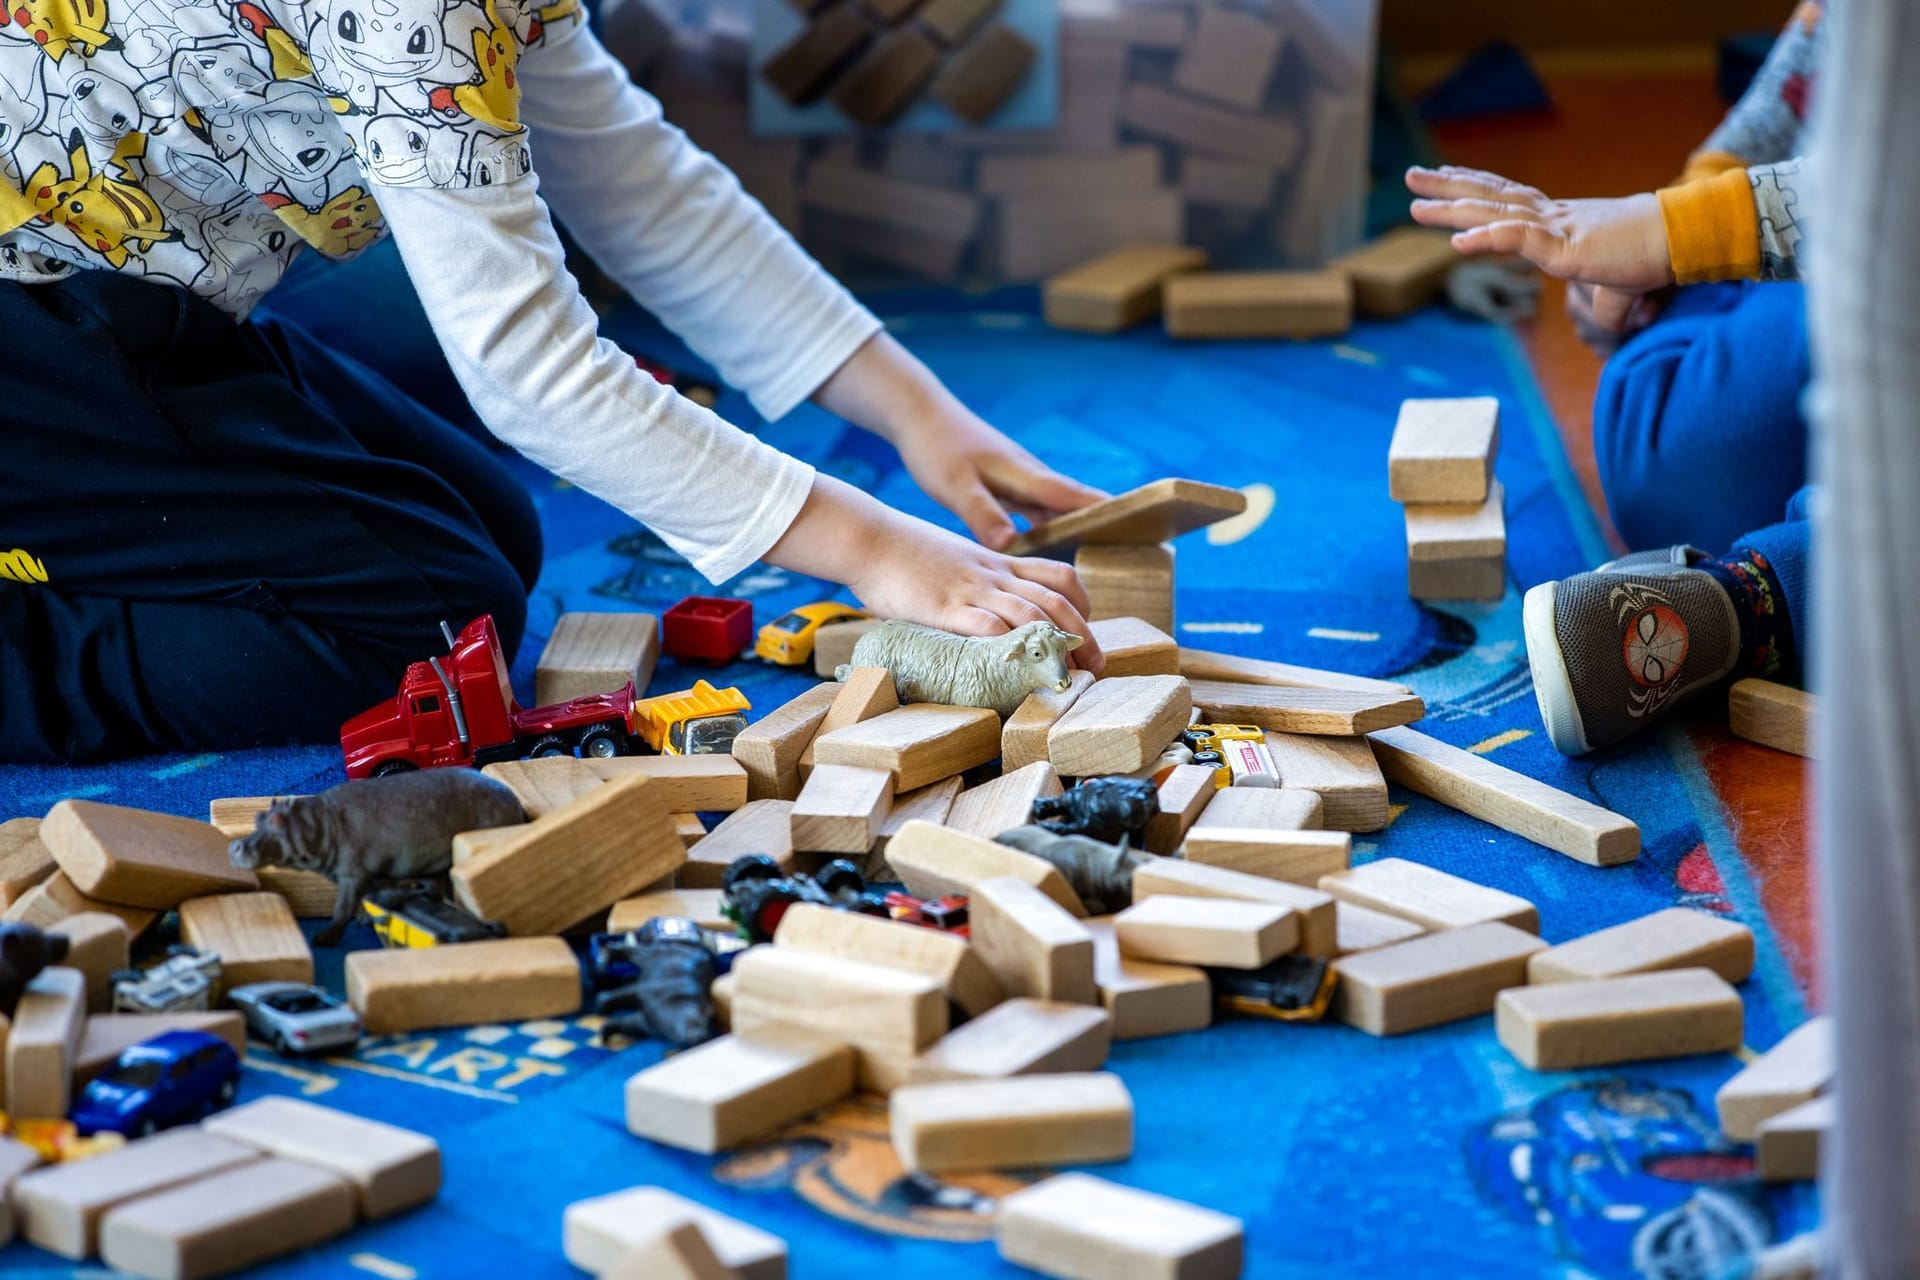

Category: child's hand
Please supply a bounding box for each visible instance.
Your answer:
[1565,281,1669,349]
[1406,166,1673,295]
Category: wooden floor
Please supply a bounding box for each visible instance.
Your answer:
[1428,68,1820,999]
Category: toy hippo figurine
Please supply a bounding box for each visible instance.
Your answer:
[229,770,527,947]
[0,923,71,1018]
[996,826,1148,917]
[1031,776,1158,845]
[836,619,1084,718]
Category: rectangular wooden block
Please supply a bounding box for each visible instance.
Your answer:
[946,761,1062,841]
[74,1014,247,1088]
[1331,921,1545,1035]
[1368,725,1642,865]
[582,754,750,813]
[1075,544,1175,632]
[1115,895,1295,970]
[603,1220,746,1280]
[681,800,796,889]
[916,0,1000,44]
[535,611,659,706]
[49,911,130,1012]
[996,1172,1243,1280]
[763,2,873,105]
[608,888,733,934]
[1087,616,1178,678]
[1334,901,1428,955]
[1259,732,1391,833]
[1164,270,1352,340]
[625,1027,854,1153]
[1756,1096,1831,1182]
[564,1187,787,1280]
[790,765,894,854]
[971,876,1097,1004]
[41,801,256,910]
[202,1096,440,1219]
[1334,227,1461,317]
[1716,1017,1834,1141]
[6,967,85,1119]
[1187,680,1424,736]
[731,945,948,1059]
[802,666,900,775]
[1133,856,1337,958]
[886,821,1086,916]
[98,1157,355,1280]
[1729,679,1815,758]
[178,892,313,997]
[1170,3,1284,110]
[0,817,55,907]
[1405,481,1506,561]
[1318,857,1538,933]
[813,619,884,677]
[14,1129,263,1259]
[1179,648,1413,697]
[1003,671,1096,773]
[812,704,1001,792]
[732,682,841,801]
[1408,553,1505,602]
[872,776,964,857]
[207,798,302,840]
[891,1073,1132,1173]
[1118,81,1299,169]
[831,30,943,127]
[1190,785,1322,834]
[0,1135,41,1241]
[1048,675,1191,777]
[255,868,337,919]
[1182,825,1350,886]
[344,937,582,1035]
[1529,907,1755,985]
[1144,763,1218,855]
[0,872,155,935]
[1007,478,1247,558]
[1388,397,1500,504]
[933,22,1035,124]
[1495,968,1744,1070]
[1044,247,1206,333]
[775,901,1002,1016]
[907,999,1109,1086]
[451,774,685,935]
[1084,917,1211,1039]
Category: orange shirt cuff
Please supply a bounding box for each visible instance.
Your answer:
[1676,149,1747,186]
[1657,168,1762,284]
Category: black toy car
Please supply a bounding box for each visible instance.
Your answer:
[721,854,888,943]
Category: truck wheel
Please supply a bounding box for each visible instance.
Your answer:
[528,736,570,758]
[578,727,625,759]
[371,759,418,778]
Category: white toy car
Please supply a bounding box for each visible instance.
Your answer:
[228,982,363,1056]
[112,946,222,1013]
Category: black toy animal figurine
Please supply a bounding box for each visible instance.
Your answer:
[996,825,1148,917]
[0,923,70,1018]
[1030,775,1158,846]
[594,917,719,1049]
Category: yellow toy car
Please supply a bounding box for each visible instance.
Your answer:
[1182,724,1279,789]
[362,886,507,948]
[754,602,869,666]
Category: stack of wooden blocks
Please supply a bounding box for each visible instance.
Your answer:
[1388,396,1505,602]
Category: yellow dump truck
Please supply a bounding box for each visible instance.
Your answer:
[633,680,752,756]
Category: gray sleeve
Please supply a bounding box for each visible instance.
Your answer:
[1701,5,1823,165]
[1751,158,1808,281]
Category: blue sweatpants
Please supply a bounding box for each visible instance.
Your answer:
[1594,281,1811,661]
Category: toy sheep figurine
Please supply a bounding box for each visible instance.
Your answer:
[836,620,1084,718]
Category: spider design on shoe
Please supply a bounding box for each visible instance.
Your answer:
[1610,582,1691,719]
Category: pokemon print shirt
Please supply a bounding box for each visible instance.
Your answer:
[0,0,883,584]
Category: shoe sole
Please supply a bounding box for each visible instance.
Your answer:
[1523,580,1594,756]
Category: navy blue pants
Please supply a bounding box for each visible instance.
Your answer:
[1594,280,1811,656]
[0,269,541,764]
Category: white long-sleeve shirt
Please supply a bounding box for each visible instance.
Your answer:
[0,0,880,582]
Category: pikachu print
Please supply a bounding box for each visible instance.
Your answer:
[25,130,175,267]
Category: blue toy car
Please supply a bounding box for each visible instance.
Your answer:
[70,1030,240,1138]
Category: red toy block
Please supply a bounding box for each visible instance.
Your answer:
[663,597,754,664]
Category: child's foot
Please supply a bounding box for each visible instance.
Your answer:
[1523,547,1742,755]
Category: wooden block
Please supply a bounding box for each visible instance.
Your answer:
[996,189,1185,283]
[891,1072,1131,1173]
[41,801,255,910]
[1187,681,1423,736]
[98,1156,355,1280]
[1191,784,1322,832]
[812,704,1000,792]
[1179,155,1277,211]
[13,1129,262,1259]
[1368,725,1642,865]
[565,1187,787,1280]
[536,611,659,706]
[1529,907,1755,985]
[812,618,884,677]
[202,1096,440,1219]
[583,755,751,813]
[801,666,900,775]
[1494,968,1744,1070]
[731,946,948,1078]
[1716,1017,1834,1140]
[1182,825,1349,886]
[908,999,1109,1085]
[0,1135,41,1243]
[1330,921,1544,1035]
[603,1220,745,1280]
[1334,902,1427,955]
[1388,397,1500,504]
[996,1172,1243,1280]
[1144,763,1217,855]
[178,893,312,997]
[675,814,708,848]
[451,775,684,935]
[48,911,129,1013]
[1131,856,1336,957]
[0,817,55,907]
[208,796,294,842]
[1007,478,1247,557]
[1179,648,1412,696]
[1756,1096,1831,1182]
[886,820,1087,916]
[775,901,1002,1016]
[1075,544,1175,631]
[1729,679,1815,758]
[933,22,1035,125]
[624,1027,854,1153]
[1003,671,1096,773]
[982,147,1162,198]
[1087,616,1177,678]
[1333,227,1461,317]
[1318,857,1536,933]
[1406,481,1506,561]
[6,967,84,1119]
[74,1013,246,1088]
[1115,895,1295,969]
[681,800,796,889]
[790,766,894,854]
[1164,270,1351,340]
[608,889,733,934]
[831,29,942,126]
[1118,81,1299,169]
[1048,675,1191,777]
[1408,553,1505,602]
[872,776,964,855]
[946,761,1063,840]
[763,3,873,105]
[1170,3,1284,110]
[1084,917,1210,1039]
[344,937,581,1035]
[255,867,337,919]
[915,0,999,44]
[970,876,1097,1003]
[711,972,735,1030]
[732,682,840,802]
